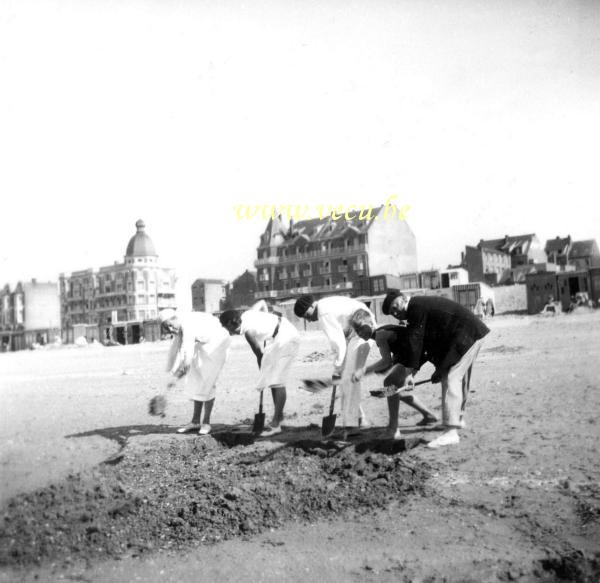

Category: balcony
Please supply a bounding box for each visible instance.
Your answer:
[258,275,269,282]
[302,270,312,277]
[254,255,280,267]
[254,290,279,299]
[279,273,288,280]
[254,281,353,300]
[319,267,331,275]
[255,245,367,266]
[338,265,348,273]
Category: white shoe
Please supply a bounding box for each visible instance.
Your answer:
[260,425,282,437]
[359,416,372,430]
[427,429,460,449]
[177,423,201,434]
[198,424,211,435]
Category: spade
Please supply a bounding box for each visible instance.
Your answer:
[253,389,266,434]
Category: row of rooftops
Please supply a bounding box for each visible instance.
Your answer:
[258,207,384,249]
[476,233,598,260]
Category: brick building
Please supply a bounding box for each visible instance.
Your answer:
[568,239,600,270]
[544,236,599,270]
[222,270,258,310]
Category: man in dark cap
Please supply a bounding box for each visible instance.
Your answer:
[381,291,490,448]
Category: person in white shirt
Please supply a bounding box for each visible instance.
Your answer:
[294,294,375,432]
[159,309,232,436]
[220,301,300,437]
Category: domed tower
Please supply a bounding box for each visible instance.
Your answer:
[124,220,158,265]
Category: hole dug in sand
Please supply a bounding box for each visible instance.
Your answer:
[0,433,428,568]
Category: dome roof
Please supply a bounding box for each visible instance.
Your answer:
[125,219,157,257]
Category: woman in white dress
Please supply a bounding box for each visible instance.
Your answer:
[160,309,231,435]
[220,301,300,437]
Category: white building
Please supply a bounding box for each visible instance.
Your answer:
[59,220,176,343]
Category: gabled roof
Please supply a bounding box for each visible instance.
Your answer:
[478,234,536,254]
[569,239,599,259]
[259,206,383,248]
[545,236,571,254]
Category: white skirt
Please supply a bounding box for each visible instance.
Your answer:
[187,329,231,402]
[340,336,373,427]
[255,320,300,390]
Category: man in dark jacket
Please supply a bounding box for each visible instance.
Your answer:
[381,292,490,448]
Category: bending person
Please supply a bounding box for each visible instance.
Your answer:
[220,303,300,437]
[160,308,232,435]
[350,313,437,439]
[294,294,375,433]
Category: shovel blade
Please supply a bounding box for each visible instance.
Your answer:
[321,413,337,438]
[253,412,266,434]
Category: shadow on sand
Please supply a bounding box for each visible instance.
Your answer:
[66,422,425,465]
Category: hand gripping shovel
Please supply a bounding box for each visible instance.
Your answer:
[253,389,266,433]
[369,378,430,398]
[321,383,338,438]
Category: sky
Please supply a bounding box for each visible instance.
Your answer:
[1,0,599,308]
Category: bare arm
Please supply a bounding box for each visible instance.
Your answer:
[364,330,395,375]
[244,331,263,368]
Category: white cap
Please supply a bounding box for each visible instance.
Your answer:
[158,308,177,323]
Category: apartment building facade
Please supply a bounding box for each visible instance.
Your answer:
[59,220,176,343]
[254,205,417,301]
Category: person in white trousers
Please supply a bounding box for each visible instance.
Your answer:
[294,294,376,433]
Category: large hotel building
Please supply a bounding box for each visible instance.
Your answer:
[254,204,417,301]
[59,220,176,344]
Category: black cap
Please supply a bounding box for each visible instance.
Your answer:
[294,294,315,318]
[382,291,402,315]
[219,310,241,327]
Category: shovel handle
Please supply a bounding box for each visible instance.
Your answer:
[259,389,264,414]
[329,385,337,415]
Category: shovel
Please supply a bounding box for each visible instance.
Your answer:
[369,378,430,398]
[321,384,338,438]
[253,389,266,433]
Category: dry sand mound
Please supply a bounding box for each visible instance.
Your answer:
[0,433,428,568]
